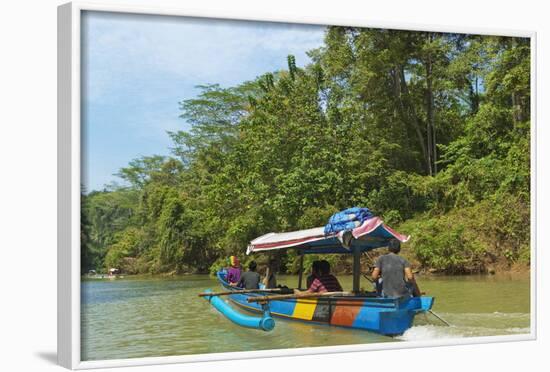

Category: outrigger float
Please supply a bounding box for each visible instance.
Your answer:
[201,216,434,336]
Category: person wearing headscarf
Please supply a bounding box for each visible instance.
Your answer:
[226,256,241,285]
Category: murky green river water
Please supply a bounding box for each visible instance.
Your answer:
[81,273,530,361]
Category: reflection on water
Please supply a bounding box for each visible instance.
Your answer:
[81,273,530,361]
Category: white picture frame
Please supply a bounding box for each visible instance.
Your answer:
[58,1,537,369]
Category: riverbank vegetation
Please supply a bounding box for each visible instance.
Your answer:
[81,27,530,276]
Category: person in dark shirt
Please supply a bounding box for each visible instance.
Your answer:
[371,239,421,298]
[306,260,321,289]
[237,261,261,289]
[262,258,278,289]
[296,260,342,294]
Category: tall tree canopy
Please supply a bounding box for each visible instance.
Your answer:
[82,28,530,275]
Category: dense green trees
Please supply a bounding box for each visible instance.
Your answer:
[81,28,530,275]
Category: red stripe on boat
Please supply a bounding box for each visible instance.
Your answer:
[381,224,410,242]
[251,234,331,250]
[349,217,383,239]
[248,217,409,252]
[330,299,364,327]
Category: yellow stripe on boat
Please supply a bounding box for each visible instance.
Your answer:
[291,298,318,320]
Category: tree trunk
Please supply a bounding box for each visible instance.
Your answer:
[471,76,480,114]
[396,66,431,175]
[512,91,522,123]
[425,32,436,176]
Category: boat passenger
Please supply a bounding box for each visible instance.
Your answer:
[371,239,421,298]
[305,260,321,288]
[297,260,342,294]
[237,261,261,289]
[262,258,278,289]
[226,256,241,285]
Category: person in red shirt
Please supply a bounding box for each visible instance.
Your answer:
[295,260,342,294]
[306,260,321,289]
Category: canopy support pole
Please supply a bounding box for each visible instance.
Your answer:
[297,251,304,289]
[352,246,361,294]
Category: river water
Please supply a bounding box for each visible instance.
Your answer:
[81,273,530,361]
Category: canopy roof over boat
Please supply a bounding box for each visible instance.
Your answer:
[247,217,410,255]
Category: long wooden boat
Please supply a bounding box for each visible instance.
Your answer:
[217,271,433,336]
[203,216,434,336]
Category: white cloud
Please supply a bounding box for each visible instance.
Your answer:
[82,11,326,103]
[81,11,326,191]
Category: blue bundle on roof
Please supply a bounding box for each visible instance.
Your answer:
[324,207,374,235]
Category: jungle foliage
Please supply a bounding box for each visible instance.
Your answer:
[81,28,530,275]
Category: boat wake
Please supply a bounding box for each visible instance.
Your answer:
[397,312,530,341]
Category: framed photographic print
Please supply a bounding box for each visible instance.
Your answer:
[58,1,536,369]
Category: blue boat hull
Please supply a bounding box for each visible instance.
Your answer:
[216,271,433,336]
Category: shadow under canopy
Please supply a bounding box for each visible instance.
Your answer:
[246,216,410,292]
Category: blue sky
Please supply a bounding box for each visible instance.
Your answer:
[81,11,326,192]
